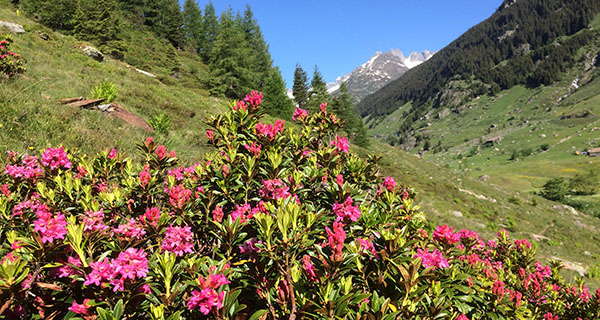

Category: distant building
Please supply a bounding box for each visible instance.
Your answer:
[588,147,600,157]
[483,136,502,147]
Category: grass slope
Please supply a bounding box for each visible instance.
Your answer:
[0,3,227,162]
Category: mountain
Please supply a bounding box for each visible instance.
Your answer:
[326,49,434,102]
[357,0,600,119]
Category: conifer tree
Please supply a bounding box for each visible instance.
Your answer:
[333,82,369,147]
[144,0,185,49]
[74,0,125,58]
[21,0,76,30]
[208,7,251,98]
[308,65,330,112]
[262,67,294,119]
[293,63,309,109]
[200,1,219,63]
[182,0,203,52]
[240,5,272,91]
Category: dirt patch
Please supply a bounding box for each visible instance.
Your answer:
[109,103,153,132]
[61,97,153,132]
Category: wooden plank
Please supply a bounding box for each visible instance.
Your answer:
[59,97,84,104]
[68,98,105,108]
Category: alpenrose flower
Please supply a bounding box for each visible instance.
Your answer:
[414,247,449,269]
[162,225,194,256]
[40,146,71,170]
[188,273,230,314]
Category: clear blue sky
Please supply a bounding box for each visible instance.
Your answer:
[182,1,503,86]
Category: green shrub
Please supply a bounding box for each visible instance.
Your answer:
[90,81,118,102]
[149,113,172,135]
[0,32,26,78]
[541,177,569,201]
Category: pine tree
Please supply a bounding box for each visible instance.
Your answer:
[292,64,309,109]
[262,67,294,119]
[182,0,202,52]
[240,5,272,91]
[208,7,251,98]
[74,0,125,58]
[333,82,369,147]
[21,0,77,30]
[308,65,330,112]
[144,0,185,49]
[200,1,219,63]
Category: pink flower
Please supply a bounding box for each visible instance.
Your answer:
[239,238,261,254]
[382,176,396,191]
[508,289,522,307]
[0,184,11,197]
[255,120,285,141]
[107,148,117,159]
[5,154,44,180]
[543,313,558,320]
[188,273,230,314]
[259,179,290,200]
[492,280,505,299]
[110,248,148,291]
[168,185,192,209]
[514,239,531,251]
[84,258,113,286]
[155,145,168,160]
[230,203,252,223]
[244,91,263,109]
[139,164,151,188]
[244,142,262,157]
[303,255,318,281]
[457,315,470,320]
[414,248,449,269]
[58,256,82,278]
[141,207,161,227]
[68,299,91,315]
[319,102,328,112]
[332,197,361,223]
[34,211,68,244]
[205,129,215,141]
[433,224,460,245]
[292,107,308,121]
[187,288,226,314]
[357,237,378,259]
[234,100,248,112]
[83,209,109,232]
[325,221,346,261]
[114,218,146,240]
[330,135,349,153]
[41,147,71,170]
[335,174,344,186]
[162,225,194,256]
[212,206,224,223]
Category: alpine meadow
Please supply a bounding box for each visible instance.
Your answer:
[1,0,600,319]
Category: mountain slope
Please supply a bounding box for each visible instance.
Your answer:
[357,0,600,120]
[327,49,434,102]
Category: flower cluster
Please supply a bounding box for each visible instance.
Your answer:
[332,196,361,222]
[40,147,72,170]
[188,273,230,314]
[255,120,284,141]
[84,248,148,292]
[33,208,68,244]
[330,135,350,153]
[162,225,194,256]
[0,32,25,77]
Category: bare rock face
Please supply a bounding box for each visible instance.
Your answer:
[82,45,104,62]
[0,21,25,34]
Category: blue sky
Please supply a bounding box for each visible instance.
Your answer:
[183,1,503,86]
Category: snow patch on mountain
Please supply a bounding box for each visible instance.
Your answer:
[326,49,435,102]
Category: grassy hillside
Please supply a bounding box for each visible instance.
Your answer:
[0,3,227,162]
[2,2,600,287]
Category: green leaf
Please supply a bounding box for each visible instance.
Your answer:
[248,309,268,320]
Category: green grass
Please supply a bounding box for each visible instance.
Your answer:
[0,4,227,162]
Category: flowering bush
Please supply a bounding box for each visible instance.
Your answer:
[0,92,598,319]
[0,32,25,78]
